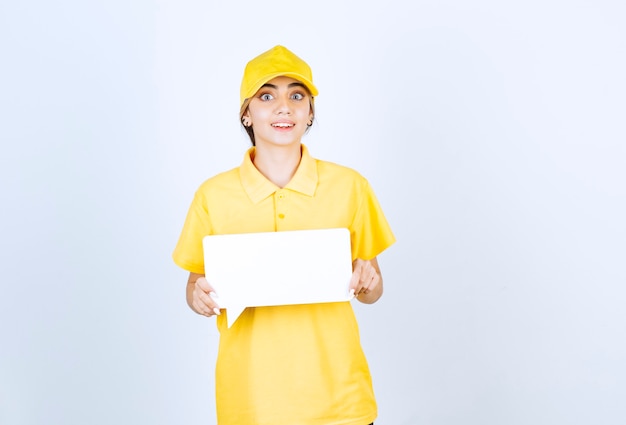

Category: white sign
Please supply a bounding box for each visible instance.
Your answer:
[202,228,354,327]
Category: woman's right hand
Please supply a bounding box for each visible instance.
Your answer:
[186,272,221,317]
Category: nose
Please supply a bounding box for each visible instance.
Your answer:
[274,94,291,115]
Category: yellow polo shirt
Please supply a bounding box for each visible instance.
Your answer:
[173,145,395,425]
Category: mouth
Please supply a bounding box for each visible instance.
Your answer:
[271,122,295,128]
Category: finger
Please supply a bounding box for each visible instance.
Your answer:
[193,299,212,317]
[349,262,362,291]
[195,277,208,292]
[357,264,372,291]
[196,277,219,298]
[195,278,220,302]
[198,289,221,311]
[363,266,377,292]
[193,284,221,316]
[194,299,221,317]
[195,277,215,293]
[357,263,379,295]
[196,289,212,307]
[359,265,372,285]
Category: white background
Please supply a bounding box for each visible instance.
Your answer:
[1,1,625,424]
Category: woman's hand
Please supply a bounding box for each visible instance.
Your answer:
[349,257,384,304]
[186,272,221,317]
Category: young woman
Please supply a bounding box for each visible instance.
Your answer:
[173,45,395,425]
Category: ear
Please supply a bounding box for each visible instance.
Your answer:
[242,112,252,127]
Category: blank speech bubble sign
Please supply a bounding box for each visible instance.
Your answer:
[202,228,353,327]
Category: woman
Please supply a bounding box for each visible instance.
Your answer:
[173,45,395,425]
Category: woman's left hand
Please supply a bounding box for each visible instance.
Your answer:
[349,257,383,304]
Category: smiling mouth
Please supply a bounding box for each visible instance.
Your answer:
[271,123,294,128]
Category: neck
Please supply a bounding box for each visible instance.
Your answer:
[253,143,302,188]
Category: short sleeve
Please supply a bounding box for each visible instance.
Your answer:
[172,189,213,274]
[350,179,396,261]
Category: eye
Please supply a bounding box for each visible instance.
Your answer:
[291,92,305,101]
[259,93,273,101]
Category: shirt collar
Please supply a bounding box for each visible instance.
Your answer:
[240,144,318,204]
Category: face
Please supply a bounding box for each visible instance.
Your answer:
[242,76,313,149]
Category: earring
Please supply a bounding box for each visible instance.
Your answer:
[242,117,252,127]
[307,119,313,126]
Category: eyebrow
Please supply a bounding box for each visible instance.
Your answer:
[260,82,307,90]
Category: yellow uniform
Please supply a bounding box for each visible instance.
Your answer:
[173,145,395,425]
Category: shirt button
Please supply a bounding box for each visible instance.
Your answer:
[278,214,285,219]
[278,194,285,199]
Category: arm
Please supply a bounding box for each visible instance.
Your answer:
[186,272,221,317]
[349,257,384,304]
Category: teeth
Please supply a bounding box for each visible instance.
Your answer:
[272,123,293,128]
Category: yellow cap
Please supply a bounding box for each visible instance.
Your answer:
[240,45,318,107]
